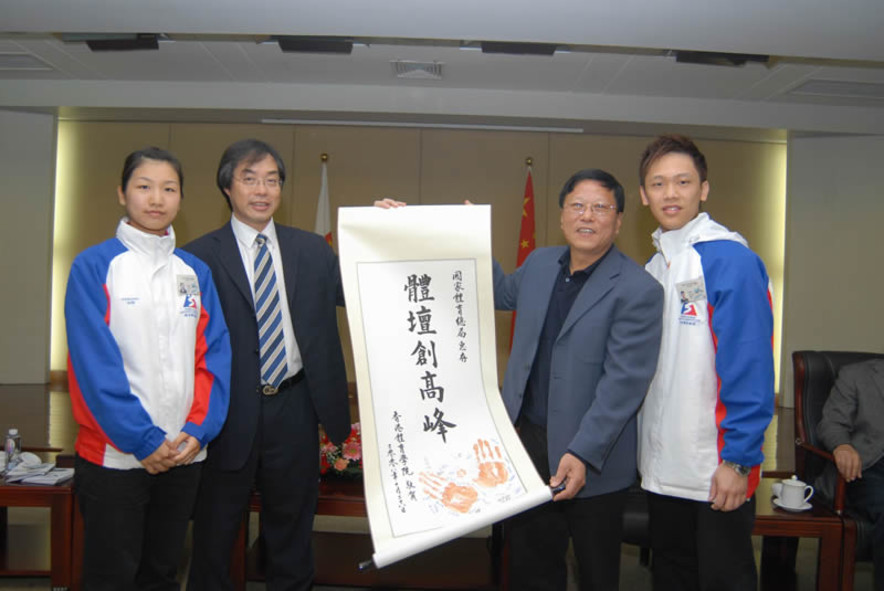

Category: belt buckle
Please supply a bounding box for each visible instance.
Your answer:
[262,384,279,396]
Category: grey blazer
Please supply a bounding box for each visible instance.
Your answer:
[493,246,663,497]
[818,358,884,469]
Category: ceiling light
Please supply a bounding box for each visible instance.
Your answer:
[59,33,160,51]
[276,36,354,54]
[480,41,558,56]
[674,51,769,67]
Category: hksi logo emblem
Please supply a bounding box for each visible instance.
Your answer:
[678,301,702,326]
[181,294,200,319]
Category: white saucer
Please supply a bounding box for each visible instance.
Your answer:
[772,497,812,512]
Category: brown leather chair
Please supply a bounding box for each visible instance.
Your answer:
[793,350,884,586]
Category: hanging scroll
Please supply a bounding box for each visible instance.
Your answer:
[337,204,550,568]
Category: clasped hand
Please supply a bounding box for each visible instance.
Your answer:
[140,433,201,474]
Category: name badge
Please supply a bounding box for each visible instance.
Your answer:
[676,278,706,303]
[177,275,200,296]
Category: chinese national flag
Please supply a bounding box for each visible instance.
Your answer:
[510,167,535,348]
[315,160,333,246]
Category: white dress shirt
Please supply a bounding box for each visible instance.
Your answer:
[230,215,303,380]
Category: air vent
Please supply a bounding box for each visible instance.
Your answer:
[788,79,884,100]
[392,60,443,80]
[0,53,53,71]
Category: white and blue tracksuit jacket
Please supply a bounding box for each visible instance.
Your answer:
[638,213,774,501]
[65,219,231,470]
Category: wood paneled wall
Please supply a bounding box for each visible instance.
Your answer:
[51,121,786,388]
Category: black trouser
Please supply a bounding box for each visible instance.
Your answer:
[507,420,627,591]
[648,491,757,591]
[74,455,201,591]
[847,457,884,591]
[187,379,319,591]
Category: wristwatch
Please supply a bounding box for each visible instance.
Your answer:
[722,460,751,477]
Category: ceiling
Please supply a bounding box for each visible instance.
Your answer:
[1,0,883,139]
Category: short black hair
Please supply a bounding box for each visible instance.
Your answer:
[121,147,184,198]
[216,139,286,209]
[558,169,625,212]
[639,134,708,186]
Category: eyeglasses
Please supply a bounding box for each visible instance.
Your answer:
[566,202,619,217]
[234,176,281,189]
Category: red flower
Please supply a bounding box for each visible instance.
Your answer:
[342,438,361,461]
[318,423,363,476]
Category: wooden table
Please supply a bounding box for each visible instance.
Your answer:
[234,475,850,591]
[755,477,847,591]
[0,479,74,591]
[234,477,499,590]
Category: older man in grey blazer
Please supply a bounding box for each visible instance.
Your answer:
[818,358,884,591]
[494,169,663,591]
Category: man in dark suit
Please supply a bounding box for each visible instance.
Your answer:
[493,169,663,591]
[184,139,350,591]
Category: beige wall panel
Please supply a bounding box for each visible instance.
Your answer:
[420,129,550,385]
[290,126,421,232]
[292,126,422,382]
[781,135,884,405]
[0,110,55,383]
[51,121,172,369]
[695,140,786,266]
[169,124,296,244]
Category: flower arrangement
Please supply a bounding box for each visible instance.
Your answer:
[319,422,362,478]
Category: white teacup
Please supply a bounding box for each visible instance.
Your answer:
[772,476,814,509]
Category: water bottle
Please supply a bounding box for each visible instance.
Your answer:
[5,427,22,468]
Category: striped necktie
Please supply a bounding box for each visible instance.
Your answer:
[254,234,287,387]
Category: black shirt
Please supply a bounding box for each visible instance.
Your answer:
[520,247,611,428]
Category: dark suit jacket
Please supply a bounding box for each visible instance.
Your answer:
[184,222,350,471]
[494,246,663,498]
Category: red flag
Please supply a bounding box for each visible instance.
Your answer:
[510,166,535,348]
[516,168,536,266]
[315,159,333,246]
